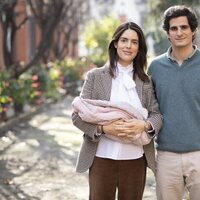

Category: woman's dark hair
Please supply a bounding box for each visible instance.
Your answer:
[162,5,198,39]
[108,21,149,82]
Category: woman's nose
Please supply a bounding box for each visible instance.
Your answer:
[126,41,132,48]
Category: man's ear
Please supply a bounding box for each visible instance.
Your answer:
[167,33,171,42]
[193,28,198,36]
[167,37,171,42]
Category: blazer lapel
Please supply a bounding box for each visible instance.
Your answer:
[135,75,144,105]
[100,66,112,101]
[99,67,144,105]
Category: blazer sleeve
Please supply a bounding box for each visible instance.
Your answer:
[71,69,100,142]
[144,78,162,136]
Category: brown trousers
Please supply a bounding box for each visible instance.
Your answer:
[89,156,147,200]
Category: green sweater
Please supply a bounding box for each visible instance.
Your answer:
[148,47,200,153]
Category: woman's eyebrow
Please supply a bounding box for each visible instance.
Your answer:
[120,37,138,41]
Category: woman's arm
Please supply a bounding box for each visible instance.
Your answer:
[71,69,99,142]
[143,78,163,136]
[102,78,162,143]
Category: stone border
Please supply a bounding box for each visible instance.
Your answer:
[0,98,58,136]
[0,106,46,136]
[0,94,74,136]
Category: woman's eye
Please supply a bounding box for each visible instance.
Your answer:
[132,41,138,45]
[120,39,126,42]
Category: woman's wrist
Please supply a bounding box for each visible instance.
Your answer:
[97,125,105,135]
[100,125,105,135]
[143,120,152,133]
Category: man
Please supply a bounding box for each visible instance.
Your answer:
[148,5,200,200]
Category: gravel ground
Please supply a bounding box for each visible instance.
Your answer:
[0,96,156,200]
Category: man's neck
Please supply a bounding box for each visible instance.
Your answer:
[171,45,194,65]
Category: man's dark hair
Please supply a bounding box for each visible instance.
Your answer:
[162,5,198,34]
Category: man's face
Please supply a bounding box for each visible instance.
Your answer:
[168,16,194,49]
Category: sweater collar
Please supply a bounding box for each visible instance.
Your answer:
[167,45,198,61]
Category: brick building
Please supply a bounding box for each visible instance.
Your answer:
[0,0,79,69]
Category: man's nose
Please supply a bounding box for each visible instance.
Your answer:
[177,27,183,35]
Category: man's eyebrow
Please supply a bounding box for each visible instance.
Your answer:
[170,24,189,27]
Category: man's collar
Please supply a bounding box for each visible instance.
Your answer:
[167,45,198,61]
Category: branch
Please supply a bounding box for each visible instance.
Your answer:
[13,1,65,78]
[16,16,28,30]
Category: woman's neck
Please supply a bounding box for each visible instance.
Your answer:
[118,61,132,68]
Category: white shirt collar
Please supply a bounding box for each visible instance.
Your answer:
[116,62,134,74]
[115,62,135,90]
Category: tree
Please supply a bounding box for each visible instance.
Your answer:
[15,0,66,78]
[83,15,120,67]
[0,0,90,78]
[52,0,89,60]
[0,0,28,68]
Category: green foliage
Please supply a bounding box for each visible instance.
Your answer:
[1,71,31,106]
[44,65,62,100]
[30,64,62,102]
[0,57,89,119]
[83,15,120,67]
[0,70,12,114]
[55,58,87,82]
[0,70,33,114]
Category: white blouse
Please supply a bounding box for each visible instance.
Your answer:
[96,63,146,160]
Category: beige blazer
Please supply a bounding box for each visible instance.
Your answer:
[72,65,162,173]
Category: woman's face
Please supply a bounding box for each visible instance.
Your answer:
[115,29,139,67]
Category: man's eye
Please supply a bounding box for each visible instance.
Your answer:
[169,26,178,31]
[181,25,189,30]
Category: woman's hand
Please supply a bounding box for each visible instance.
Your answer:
[102,118,151,140]
[103,119,124,137]
[114,119,145,137]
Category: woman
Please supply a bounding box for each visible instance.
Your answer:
[72,21,162,200]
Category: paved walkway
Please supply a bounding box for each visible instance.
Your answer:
[0,96,156,200]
